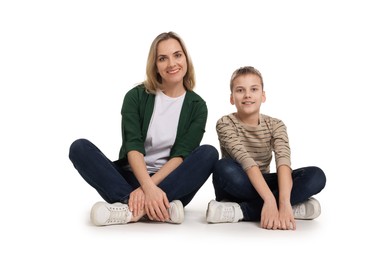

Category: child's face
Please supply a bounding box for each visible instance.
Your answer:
[230,74,265,116]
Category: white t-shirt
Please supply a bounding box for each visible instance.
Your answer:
[144,89,185,174]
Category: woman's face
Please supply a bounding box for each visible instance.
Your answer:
[156,38,187,86]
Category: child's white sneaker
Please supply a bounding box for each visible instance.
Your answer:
[206,200,243,223]
[292,197,321,220]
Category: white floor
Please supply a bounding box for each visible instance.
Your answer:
[4,170,387,260]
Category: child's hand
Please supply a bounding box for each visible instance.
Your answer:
[278,203,296,230]
[260,201,280,230]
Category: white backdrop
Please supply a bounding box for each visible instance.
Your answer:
[1,0,389,259]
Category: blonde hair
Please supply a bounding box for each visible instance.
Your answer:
[144,31,196,94]
[230,66,264,92]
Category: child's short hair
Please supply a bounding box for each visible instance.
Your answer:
[230,66,264,92]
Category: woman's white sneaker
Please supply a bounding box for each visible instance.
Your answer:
[90,202,132,226]
[167,200,184,224]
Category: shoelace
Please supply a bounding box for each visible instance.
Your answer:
[293,203,306,217]
[107,207,129,224]
[221,206,235,221]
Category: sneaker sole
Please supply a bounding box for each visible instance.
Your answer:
[307,198,321,219]
[206,200,215,223]
[169,200,184,224]
[207,200,230,223]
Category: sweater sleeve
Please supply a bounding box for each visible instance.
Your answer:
[216,116,257,171]
[271,119,291,169]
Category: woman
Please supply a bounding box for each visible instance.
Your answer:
[69,31,218,226]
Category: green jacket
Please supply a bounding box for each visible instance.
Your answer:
[119,84,208,160]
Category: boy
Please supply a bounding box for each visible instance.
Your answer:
[206,66,326,230]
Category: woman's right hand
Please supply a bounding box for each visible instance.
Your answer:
[129,188,146,218]
[142,184,170,222]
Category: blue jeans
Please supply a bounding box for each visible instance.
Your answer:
[69,138,219,207]
[212,158,326,221]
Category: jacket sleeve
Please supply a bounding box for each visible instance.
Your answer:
[119,87,146,158]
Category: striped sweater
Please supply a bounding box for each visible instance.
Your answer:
[216,113,291,174]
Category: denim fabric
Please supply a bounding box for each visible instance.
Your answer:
[69,138,219,207]
[212,158,326,221]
